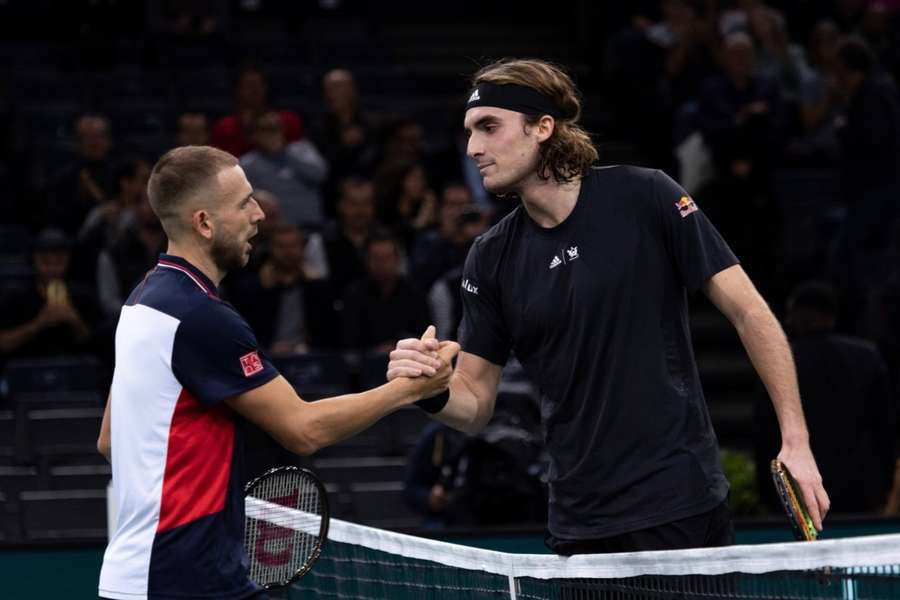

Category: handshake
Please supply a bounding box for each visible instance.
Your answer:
[387,325,460,408]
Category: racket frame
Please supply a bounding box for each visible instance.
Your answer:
[244,465,330,588]
[770,459,818,542]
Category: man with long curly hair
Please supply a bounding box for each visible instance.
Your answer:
[387,58,829,554]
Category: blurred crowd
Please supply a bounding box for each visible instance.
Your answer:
[0,62,493,369]
[1,0,899,521]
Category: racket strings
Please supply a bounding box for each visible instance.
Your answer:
[245,469,325,587]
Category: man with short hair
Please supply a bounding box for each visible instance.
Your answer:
[388,58,829,554]
[322,176,379,294]
[341,232,430,353]
[227,222,337,355]
[45,113,115,235]
[97,146,456,600]
[240,110,328,229]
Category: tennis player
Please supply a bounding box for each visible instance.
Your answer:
[388,59,830,554]
[96,146,458,600]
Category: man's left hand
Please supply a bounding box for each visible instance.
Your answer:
[777,444,830,531]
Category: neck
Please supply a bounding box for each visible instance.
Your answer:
[516,175,582,228]
[165,240,225,286]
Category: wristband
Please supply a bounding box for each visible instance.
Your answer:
[414,390,450,414]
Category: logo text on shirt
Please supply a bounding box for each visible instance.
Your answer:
[240,351,264,377]
[461,279,479,295]
[676,196,698,218]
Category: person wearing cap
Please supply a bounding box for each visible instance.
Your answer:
[0,228,99,361]
[386,58,830,554]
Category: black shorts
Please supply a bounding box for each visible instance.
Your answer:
[545,500,734,555]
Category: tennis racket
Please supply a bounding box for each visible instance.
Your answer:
[771,459,818,541]
[244,466,330,588]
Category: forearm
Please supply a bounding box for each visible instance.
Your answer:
[298,379,419,452]
[735,308,808,447]
[0,319,43,354]
[432,371,495,434]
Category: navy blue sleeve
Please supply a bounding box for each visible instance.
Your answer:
[456,239,511,366]
[171,300,279,406]
[651,170,740,293]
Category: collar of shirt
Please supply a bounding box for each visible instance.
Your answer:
[156,254,219,298]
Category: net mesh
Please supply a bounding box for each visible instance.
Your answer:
[243,498,900,600]
[244,470,325,587]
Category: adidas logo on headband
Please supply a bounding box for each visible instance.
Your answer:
[465,83,564,118]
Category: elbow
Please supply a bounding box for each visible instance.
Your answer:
[97,438,111,462]
[461,405,495,435]
[284,419,326,456]
[285,432,320,456]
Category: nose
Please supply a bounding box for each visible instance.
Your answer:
[251,198,265,223]
[466,134,482,160]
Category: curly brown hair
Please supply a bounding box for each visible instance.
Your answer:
[472,58,598,184]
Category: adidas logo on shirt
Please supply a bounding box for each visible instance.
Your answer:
[549,256,562,269]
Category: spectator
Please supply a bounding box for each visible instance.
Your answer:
[830,36,900,293]
[375,160,438,243]
[211,64,303,157]
[340,232,429,353]
[426,207,490,341]
[77,158,151,275]
[404,422,473,528]
[605,1,719,169]
[697,31,786,187]
[45,113,115,236]
[240,111,328,229]
[313,68,377,213]
[785,20,842,166]
[0,229,100,361]
[226,223,337,355]
[96,198,166,317]
[411,182,485,291]
[755,281,897,514]
[322,176,379,295]
[175,111,210,147]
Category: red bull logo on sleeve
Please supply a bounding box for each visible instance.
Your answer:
[676,196,698,218]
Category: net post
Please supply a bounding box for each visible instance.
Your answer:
[508,574,517,600]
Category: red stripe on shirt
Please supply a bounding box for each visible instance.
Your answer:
[157,389,234,533]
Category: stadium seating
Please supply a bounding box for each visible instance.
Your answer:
[19,489,106,541]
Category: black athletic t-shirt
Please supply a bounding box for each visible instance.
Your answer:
[458,166,738,539]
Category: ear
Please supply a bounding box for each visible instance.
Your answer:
[534,115,556,143]
[191,208,214,241]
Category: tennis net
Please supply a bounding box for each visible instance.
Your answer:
[245,499,900,599]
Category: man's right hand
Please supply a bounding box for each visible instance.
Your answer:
[387,326,448,380]
[401,326,459,399]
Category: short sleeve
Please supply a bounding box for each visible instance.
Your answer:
[172,300,279,406]
[456,240,511,366]
[652,170,739,293]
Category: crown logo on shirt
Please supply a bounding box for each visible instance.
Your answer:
[566,246,579,260]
